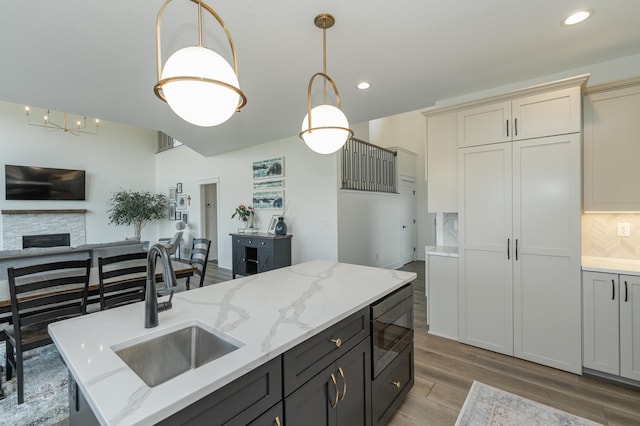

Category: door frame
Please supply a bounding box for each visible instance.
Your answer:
[197,176,220,261]
[399,175,416,265]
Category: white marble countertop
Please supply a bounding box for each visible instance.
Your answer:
[49,260,416,425]
[425,245,459,257]
[582,256,640,275]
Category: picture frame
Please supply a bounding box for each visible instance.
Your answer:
[253,178,284,190]
[252,157,284,180]
[169,187,176,201]
[176,194,187,210]
[252,189,284,210]
[267,215,279,234]
[175,211,182,221]
[176,182,182,193]
[168,203,176,220]
[182,213,188,224]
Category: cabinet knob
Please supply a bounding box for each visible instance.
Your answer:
[391,381,401,389]
[330,338,342,348]
[249,240,252,244]
[261,241,265,245]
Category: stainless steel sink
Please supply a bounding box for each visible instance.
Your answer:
[113,323,241,387]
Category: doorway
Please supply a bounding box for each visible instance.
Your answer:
[199,180,219,261]
[399,178,416,265]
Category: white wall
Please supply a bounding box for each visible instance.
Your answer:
[369,111,435,260]
[154,135,339,269]
[0,100,158,246]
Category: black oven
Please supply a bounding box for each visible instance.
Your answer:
[371,283,413,377]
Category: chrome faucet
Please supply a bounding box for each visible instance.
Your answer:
[145,244,177,328]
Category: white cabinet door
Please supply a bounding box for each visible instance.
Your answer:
[427,255,458,340]
[457,101,511,148]
[426,112,458,212]
[458,143,513,355]
[583,84,640,211]
[582,271,620,375]
[512,134,582,373]
[620,274,640,381]
[512,87,582,141]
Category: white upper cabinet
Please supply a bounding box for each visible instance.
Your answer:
[584,79,640,211]
[457,101,511,148]
[457,79,585,148]
[425,111,458,212]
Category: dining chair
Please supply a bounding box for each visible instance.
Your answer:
[98,251,148,310]
[185,238,212,290]
[4,258,92,404]
[159,231,183,260]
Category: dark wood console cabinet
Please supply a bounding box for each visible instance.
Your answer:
[230,233,292,279]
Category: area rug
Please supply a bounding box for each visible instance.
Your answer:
[455,381,602,426]
[0,343,69,426]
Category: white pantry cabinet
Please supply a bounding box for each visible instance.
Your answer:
[459,134,582,373]
[583,271,640,381]
[583,79,640,211]
[458,85,583,148]
[425,111,458,212]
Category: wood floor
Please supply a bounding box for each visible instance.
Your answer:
[205,261,640,425]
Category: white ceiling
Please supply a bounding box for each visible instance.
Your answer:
[2,1,640,156]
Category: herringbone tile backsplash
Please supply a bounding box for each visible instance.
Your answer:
[582,213,640,259]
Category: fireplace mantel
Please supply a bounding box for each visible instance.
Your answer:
[1,209,88,215]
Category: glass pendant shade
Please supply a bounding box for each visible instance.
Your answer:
[301,104,350,154]
[161,46,240,127]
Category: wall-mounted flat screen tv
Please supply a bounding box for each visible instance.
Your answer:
[5,164,86,201]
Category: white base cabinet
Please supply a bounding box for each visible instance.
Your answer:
[426,255,458,340]
[583,271,640,381]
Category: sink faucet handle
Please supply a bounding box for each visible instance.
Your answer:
[158,290,174,313]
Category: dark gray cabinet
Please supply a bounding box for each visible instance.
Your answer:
[231,233,292,278]
[371,342,414,426]
[285,338,371,426]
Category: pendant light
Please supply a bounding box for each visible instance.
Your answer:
[299,13,354,154]
[154,0,247,127]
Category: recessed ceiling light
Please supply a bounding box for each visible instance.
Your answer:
[356,82,371,90]
[563,10,592,26]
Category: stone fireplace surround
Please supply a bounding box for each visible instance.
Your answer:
[1,209,87,250]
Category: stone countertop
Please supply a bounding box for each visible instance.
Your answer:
[49,260,416,425]
[425,245,459,258]
[582,256,640,275]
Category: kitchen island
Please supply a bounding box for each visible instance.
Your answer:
[49,260,416,425]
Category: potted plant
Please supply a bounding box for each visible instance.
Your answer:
[107,189,167,239]
[232,204,254,227]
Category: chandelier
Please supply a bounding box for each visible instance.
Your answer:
[25,106,99,136]
[299,13,354,154]
[154,0,247,127]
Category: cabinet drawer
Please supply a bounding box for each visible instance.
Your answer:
[159,356,282,425]
[371,342,414,426]
[283,307,370,396]
[246,401,283,426]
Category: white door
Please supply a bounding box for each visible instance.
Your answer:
[620,274,640,381]
[399,179,416,265]
[203,183,218,261]
[512,135,582,374]
[458,143,513,355]
[583,271,620,375]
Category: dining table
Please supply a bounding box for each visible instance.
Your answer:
[0,259,195,321]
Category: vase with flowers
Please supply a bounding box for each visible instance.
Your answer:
[232,204,254,228]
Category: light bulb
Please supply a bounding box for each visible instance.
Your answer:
[301,104,350,154]
[161,46,240,127]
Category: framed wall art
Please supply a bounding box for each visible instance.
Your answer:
[176,182,183,193]
[252,157,284,180]
[168,203,176,220]
[177,194,187,210]
[253,190,284,210]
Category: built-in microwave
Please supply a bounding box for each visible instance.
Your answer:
[371,283,414,378]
